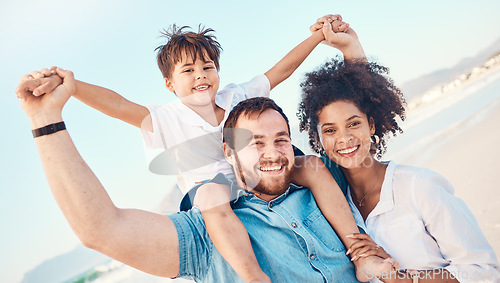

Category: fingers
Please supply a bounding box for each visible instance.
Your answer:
[352,244,390,261]
[29,68,52,79]
[15,76,42,101]
[55,67,76,95]
[33,75,64,96]
[347,239,378,255]
[345,233,380,256]
[313,14,345,33]
[346,233,373,240]
[317,14,342,23]
[310,22,324,33]
[332,21,349,33]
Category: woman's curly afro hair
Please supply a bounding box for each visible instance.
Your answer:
[297,57,406,158]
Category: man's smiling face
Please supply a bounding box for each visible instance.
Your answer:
[225,109,295,201]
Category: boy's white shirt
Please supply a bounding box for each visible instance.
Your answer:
[141,74,270,194]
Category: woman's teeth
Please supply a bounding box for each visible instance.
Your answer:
[337,146,358,154]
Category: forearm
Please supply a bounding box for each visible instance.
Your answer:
[30,115,180,276]
[30,114,118,242]
[265,31,324,90]
[74,80,149,128]
[340,40,367,63]
[293,156,360,248]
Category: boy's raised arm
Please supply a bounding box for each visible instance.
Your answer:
[73,80,152,130]
[264,14,366,90]
[264,27,325,90]
[29,68,152,131]
[15,69,179,277]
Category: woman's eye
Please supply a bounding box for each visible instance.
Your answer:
[349,121,360,127]
[324,129,335,134]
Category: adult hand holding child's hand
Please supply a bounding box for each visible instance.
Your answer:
[15,67,74,127]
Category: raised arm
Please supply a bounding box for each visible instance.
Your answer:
[310,15,367,62]
[15,69,179,277]
[29,67,151,130]
[265,14,366,90]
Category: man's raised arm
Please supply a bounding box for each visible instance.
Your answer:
[15,69,180,278]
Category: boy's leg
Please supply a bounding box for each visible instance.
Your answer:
[193,183,270,283]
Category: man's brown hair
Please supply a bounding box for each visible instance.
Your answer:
[155,25,222,79]
[223,97,291,150]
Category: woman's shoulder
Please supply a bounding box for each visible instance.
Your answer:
[389,161,455,195]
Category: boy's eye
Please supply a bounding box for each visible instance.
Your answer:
[204,66,215,70]
[182,69,193,73]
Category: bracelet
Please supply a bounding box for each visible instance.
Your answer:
[32,121,66,138]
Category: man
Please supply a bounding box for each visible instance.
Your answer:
[15,69,360,282]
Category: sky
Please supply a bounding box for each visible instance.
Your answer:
[1,0,500,282]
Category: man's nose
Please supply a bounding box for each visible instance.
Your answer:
[262,144,280,160]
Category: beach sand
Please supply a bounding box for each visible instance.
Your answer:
[399,98,500,260]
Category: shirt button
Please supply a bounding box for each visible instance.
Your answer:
[310,254,315,260]
[269,203,273,208]
[291,222,297,228]
[244,193,249,197]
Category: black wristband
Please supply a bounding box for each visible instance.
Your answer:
[32,121,66,138]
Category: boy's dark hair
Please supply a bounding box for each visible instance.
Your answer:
[223,97,291,150]
[155,24,222,79]
[297,57,406,158]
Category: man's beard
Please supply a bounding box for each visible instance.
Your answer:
[234,153,293,196]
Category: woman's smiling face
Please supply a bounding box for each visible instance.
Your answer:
[317,100,375,169]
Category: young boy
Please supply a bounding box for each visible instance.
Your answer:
[28,15,394,282]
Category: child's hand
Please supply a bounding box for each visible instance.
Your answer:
[310,14,349,36]
[27,66,64,97]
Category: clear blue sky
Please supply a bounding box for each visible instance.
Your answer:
[1,0,499,282]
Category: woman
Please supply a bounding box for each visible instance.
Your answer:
[297,58,499,282]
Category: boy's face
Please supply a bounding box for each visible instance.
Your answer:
[165,51,220,108]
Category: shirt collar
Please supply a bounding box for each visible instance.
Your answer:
[175,90,234,129]
[366,161,396,221]
[233,184,304,205]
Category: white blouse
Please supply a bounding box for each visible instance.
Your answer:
[348,161,500,282]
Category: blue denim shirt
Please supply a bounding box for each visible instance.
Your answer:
[169,173,360,282]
